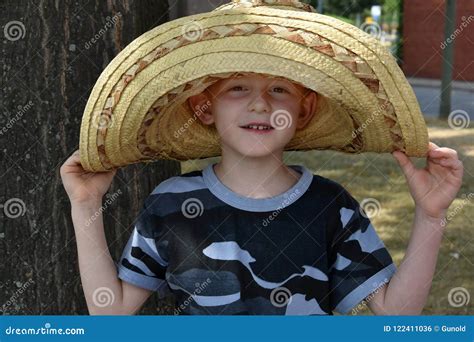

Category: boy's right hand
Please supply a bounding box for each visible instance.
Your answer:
[60,150,117,205]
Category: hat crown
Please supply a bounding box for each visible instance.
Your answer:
[229,0,316,12]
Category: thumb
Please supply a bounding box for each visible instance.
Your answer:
[392,150,415,179]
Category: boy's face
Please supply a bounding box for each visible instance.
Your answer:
[187,73,317,158]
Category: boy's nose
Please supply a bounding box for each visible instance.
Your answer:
[247,92,272,113]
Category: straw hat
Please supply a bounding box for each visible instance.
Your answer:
[79,0,429,172]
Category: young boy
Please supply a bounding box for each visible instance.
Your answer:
[61,72,463,316]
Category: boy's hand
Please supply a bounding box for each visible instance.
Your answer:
[392,142,464,220]
[60,150,117,205]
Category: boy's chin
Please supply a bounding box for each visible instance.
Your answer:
[234,145,286,158]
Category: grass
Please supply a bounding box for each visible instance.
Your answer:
[181,118,473,315]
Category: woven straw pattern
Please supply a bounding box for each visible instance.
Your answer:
[223,0,317,12]
[96,25,401,168]
[79,2,428,171]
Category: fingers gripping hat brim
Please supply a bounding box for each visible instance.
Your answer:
[79,3,429,172]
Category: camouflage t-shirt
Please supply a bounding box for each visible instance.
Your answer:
[117,163,397,315]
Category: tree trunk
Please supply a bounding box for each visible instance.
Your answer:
[0,0,178,315]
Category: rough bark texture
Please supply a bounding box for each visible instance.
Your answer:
[0,0,178,314]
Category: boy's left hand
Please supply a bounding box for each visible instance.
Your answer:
[392,142,464,220]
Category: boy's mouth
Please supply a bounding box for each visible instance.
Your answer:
[239,123,275,132]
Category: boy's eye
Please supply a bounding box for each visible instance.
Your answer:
[229,86,246,91]
[228,86,289,93]
[272,87,289,93]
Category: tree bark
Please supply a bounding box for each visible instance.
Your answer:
[0,0,178,314]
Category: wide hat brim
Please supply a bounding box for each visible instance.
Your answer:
[79,0,429,172]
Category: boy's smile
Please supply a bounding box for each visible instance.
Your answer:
[188,72,318,158]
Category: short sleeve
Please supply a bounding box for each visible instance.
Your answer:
[328,188,397,314]
[117,197,171,298]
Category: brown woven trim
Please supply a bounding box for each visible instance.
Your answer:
[96,22,404,167]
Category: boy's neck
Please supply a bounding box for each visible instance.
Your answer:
[212,153,302,199]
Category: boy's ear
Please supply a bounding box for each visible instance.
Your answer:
[187,92,214,125]
[296,90,318,130]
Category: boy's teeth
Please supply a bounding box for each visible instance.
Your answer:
[244,125,272,130]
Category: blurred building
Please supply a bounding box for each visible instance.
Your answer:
[403,0,474,81]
